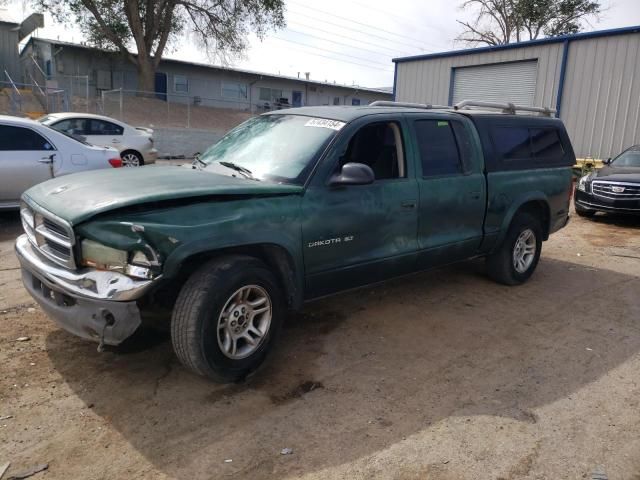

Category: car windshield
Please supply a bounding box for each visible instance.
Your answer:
[199,114,343,185]
[611,147,640,167]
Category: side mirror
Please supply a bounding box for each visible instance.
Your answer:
[604,157,612,165]
[329,162,375,186]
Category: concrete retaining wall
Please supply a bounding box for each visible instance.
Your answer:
[153,127,223,158]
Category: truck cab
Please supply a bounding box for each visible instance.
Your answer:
[16,101,575,382]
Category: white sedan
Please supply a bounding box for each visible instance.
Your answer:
[0,115,123,210]
[39,113,158,167]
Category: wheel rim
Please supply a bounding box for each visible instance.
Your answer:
[512,228,536,274]
[217,285,272,360]
[122,153,140,167]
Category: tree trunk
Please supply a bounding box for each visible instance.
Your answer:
[136,57,156,94]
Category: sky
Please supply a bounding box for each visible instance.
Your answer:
[3,0,640,89]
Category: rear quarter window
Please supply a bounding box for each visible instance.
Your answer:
[491,125,567,164]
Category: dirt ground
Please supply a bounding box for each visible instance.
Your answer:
[1,208,639,480]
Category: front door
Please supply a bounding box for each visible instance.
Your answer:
[302,118,419,298]
[154,72,167,101]
[0,125,55,206]
[292,91,302,107]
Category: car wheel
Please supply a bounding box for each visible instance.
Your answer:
[171,255,285,382]
[486,212,543,286]
[121,150,144,167]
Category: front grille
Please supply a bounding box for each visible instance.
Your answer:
[592,181,640,200]
[20,201,76,269]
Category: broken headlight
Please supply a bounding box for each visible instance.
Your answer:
[81,239,159,279]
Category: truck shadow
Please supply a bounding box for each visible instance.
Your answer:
[46,257,640,479]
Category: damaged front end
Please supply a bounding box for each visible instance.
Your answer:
[16,197,167,348]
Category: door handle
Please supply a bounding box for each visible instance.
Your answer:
[469,191,482,200]
[39,154,55,164]
[112,139,121,144]
[401,201,416,209]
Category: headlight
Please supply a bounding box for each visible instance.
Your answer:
[577,173,592,192]
[81,240,158,279]
[81,239,127,271]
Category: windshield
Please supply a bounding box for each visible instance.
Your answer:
[611,147,640,167]
[199,114,343,184]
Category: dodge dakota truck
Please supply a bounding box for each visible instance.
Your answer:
[16,101,575,382]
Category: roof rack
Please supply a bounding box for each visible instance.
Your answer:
[453,100,557,117]
[369,100,450,109]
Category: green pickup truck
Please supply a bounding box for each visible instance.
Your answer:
[16,102,575,382]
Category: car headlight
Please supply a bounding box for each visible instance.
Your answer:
[81,239,158,279]
[577,173,592,192]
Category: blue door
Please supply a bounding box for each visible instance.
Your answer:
[292,91,302,107]
[154,72,167,101]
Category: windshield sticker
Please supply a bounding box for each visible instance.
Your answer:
[305,118,346,131]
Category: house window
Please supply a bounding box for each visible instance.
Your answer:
[333,97,340,105]
[259,87,283,102]
[45,60,52,79]
[351,98,361,106]
[174,74,189,93]
[222,81,248,100]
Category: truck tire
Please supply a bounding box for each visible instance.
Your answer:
[486,212,543,286]
[171,255,285,382]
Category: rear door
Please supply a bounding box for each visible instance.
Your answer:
[0,124,55,205]
[85,119,125,151]
[406,114,486,265]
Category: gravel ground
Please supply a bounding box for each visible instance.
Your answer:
[0,208,639,480]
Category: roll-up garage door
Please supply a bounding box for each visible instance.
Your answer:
[452,60,538,106]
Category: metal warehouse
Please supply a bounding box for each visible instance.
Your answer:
[393,25,640,160]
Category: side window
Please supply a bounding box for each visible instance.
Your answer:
[89,120,123,136]
[342,122,405,180]
[492,126,532,159]
[52,118,87,136]
[492,126,565,162]
[414,120,462,176]
[530,128,564,160]
[0,125,53,151]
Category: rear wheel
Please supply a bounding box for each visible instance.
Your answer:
[121,150,144,167]
[171,255,285,382]
[486,212,543,285]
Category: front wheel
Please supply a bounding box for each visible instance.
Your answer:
[171,255,285,382]
[486,212,543,285]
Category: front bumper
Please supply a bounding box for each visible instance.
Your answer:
[16,234,158,345]
[575,189,640,215]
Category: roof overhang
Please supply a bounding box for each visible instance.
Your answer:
[393,24,640,64]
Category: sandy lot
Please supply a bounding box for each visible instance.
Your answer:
[1,208,639,480]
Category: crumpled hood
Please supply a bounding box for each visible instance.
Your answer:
[23,166,303,225]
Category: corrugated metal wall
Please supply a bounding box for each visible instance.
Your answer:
[395,42,564,109]
[0,23,20,83]
[561,34,640,159]
[395,31,640,159]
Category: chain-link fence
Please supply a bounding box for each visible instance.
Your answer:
[99,88,267,130]
[0,79,67,118]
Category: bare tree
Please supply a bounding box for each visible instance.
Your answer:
[457,0,601,46]
[36,0,286,91]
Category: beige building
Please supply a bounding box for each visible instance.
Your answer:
[393,25,640,160]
